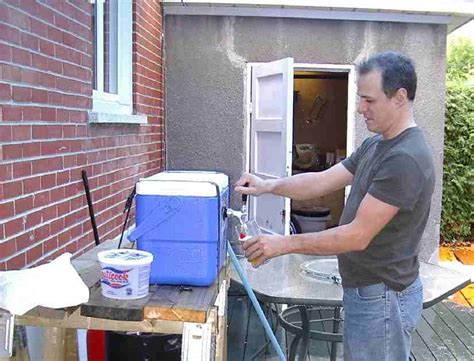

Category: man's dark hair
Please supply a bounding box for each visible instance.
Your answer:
[358,51,417,101]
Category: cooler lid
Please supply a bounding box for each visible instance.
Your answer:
[137,171,228,197]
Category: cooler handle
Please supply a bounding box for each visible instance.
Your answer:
[128,197,182,241]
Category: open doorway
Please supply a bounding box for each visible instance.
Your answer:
[291,70,349,228]
[246,59,355,235]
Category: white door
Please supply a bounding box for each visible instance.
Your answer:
[250,58,294,235]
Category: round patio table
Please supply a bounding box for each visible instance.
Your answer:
[230,254,471,360]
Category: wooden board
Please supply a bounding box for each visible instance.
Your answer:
[458,283,474,307]
[18,238,226,333]
[81,274,222,323]
[69,238,225,323]
[439,247,457,262]
[415,315,456,360]
[422,307,472,359]
[451,290,472,307]
[23,306,75,320]
[144,283,219,323]
[17,308,183,334]
[80,284,151,321]
[432,302,474,354]
[453,247,474,265]
[80,280,221,323]
[410,331,434,361]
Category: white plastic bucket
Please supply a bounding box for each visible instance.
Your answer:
[97,249,153,300]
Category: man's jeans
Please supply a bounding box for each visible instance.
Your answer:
[342,275,423,361]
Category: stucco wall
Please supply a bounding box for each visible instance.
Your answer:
[164,15,447,262]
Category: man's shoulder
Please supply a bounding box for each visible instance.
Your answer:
[360,134,383,150]
[383,128,435,178]
[392,128,432,159]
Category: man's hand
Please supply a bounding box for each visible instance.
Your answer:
[241,234,288,267]
[234,173,271,196]
[234,164,352,201]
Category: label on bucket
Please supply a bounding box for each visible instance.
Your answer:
[98,249,153,300]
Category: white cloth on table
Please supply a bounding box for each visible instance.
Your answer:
[0,253,89,315]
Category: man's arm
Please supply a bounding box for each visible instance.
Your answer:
[243,193,399,265]
[235,163,353,201]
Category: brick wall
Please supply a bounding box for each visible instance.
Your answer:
[0,0,165,270]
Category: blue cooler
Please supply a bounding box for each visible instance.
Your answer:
[129,171,229,286]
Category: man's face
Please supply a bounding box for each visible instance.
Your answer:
[357,70,398,135]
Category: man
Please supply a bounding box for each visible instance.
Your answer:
[235,51,435,361]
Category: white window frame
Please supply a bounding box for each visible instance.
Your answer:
[91,0,145,123]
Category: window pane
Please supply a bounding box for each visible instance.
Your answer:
[104,0,118,94]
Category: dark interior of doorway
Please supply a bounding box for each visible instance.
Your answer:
[291,70,348,230]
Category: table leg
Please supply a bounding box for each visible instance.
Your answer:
[289,334,302,361]
[250,302,270,360]
[298,306,310,361]
[330,307,341,361]
[250,302,282,360]
[288,306,310,361]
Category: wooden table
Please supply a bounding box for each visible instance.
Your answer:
[14,240,229,361]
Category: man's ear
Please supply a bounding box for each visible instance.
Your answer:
[393,88,408,107]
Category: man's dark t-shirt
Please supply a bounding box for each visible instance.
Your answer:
[339,127,435,292]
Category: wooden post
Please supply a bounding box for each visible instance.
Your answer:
[214,280,228,361]
[64,329,78,361]
[43,327,65,361]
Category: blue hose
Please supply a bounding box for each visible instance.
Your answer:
[227,242,286,361]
